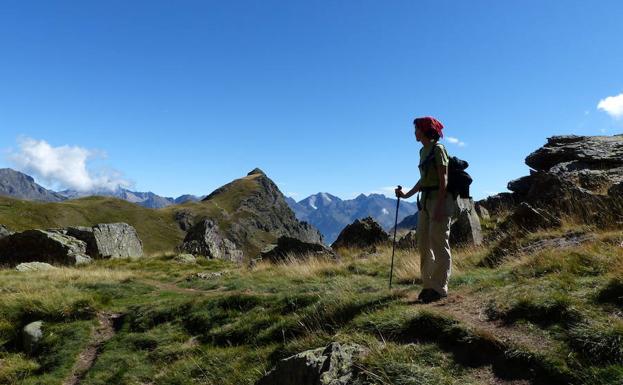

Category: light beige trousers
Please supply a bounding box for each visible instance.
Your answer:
[417,193,456,295]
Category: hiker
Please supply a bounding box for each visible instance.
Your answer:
[395,116,456,303]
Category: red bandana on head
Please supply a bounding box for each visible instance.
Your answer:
[414,116,444,138]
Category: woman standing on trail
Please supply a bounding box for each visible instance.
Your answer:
[395,116,456,303]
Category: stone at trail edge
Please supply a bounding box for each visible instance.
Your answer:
[22,321,44,355]
[332,217,389,249]
[255,342,368,385]
[15,262,57,272]
[0,230,91,266]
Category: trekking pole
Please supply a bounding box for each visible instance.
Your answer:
[389,185,402,289]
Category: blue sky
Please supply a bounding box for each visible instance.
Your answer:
[1,1,622,201]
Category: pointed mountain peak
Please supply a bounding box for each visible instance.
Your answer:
[247,168,266,176]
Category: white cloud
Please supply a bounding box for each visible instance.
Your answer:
[445,136,466,147]
[597,93,623,118]
[8,137,131,192]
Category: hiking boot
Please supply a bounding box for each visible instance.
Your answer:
[421,290,447,304]
[417,289,434,301]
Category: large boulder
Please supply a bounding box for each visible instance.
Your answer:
[178,219,243,262]
[65,223,143,259]
[331,217,389,249]
[525,135,623,175]
[450,198,483,246]
[480,135,623,227]
[0,230,91,266]
[255,342,367,385]
[260,236,337,262]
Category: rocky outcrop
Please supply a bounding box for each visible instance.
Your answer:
[178,219,243,262]
[479,135,623,227]
[174,210,195,231]
[65,223,143,259]
[260,236,337,262]
[450,198,483,246]
[179,168,324,261]
[255,342,367,385]
[331,217,389,249]
[0,230,91,267]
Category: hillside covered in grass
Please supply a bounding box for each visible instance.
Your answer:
[1,224,622,385]
[0,168,320,257]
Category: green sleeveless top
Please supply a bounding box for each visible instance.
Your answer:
[419,142,449,188]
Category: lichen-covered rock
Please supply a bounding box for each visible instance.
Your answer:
[15,262,57,272]
[260,236,337,262]
[65,223,143,259]
[332,217,389,249]
[179,219,244,262]
[22,321,44,355]
[0,230,91,266]
[450,198,483,246]
[255,342,368,385]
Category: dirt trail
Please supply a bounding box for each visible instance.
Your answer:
[409,290,559,354]
[63,312,121,385]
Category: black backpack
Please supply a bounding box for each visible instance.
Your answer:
[420,144,472,199]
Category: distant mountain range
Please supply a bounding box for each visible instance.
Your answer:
[287,192,418,244]
[0,168,203,209]
[0,169,66,202]
[0,168,419,242]
[58,188,204,208]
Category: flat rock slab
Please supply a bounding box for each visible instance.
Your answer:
[15,262,58,272]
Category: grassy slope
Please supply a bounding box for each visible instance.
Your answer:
[1,226,622,385]
[0,173,269,256]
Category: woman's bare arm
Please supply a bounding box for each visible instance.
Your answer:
[396,181,421,199]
